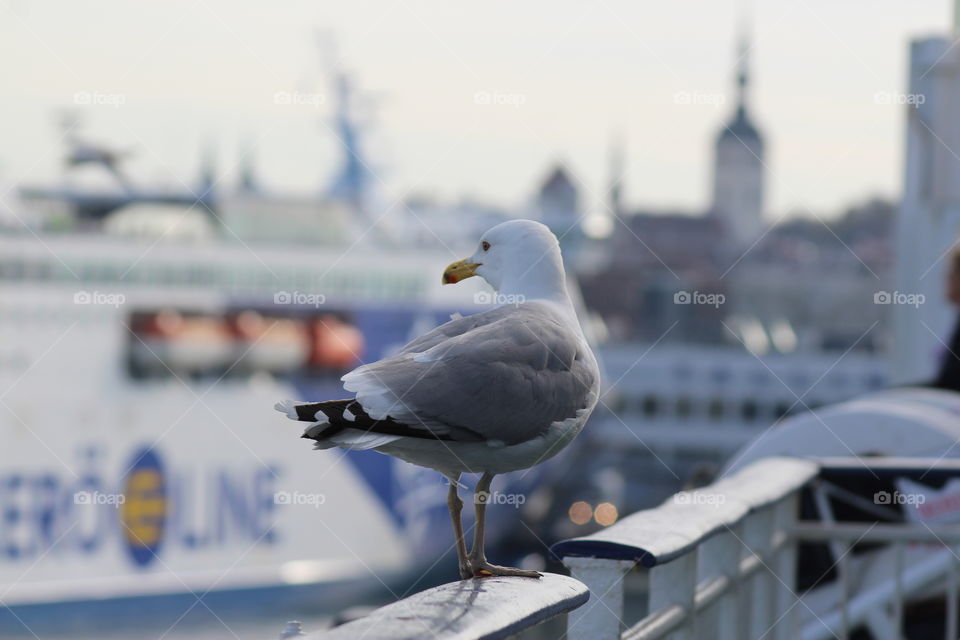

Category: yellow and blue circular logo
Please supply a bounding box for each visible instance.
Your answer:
[119,447,167,567]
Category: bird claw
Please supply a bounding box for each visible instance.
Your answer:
[469,561,542,579]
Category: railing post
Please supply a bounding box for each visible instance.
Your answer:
[773,493,799,640]
[893,541,903,636]
[563,557,634,640]
[947,546,958,640]
[649,553,696,640]
[741,507,776,640]
[697,530,739,640]
[839,543,850,640]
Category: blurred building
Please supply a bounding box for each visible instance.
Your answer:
[579,199,892,352]
[710,36,766,246]
[537,165,579,227]
[578,211,728,345]
[535,163,587,261]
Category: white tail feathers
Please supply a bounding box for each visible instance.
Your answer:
[274,399,301,420]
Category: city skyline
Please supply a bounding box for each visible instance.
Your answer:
[0,0,953,222]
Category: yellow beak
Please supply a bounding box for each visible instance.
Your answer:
[442,259,481,285]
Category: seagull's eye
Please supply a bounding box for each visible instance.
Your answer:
[482,241,491,251]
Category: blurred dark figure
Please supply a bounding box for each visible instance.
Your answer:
[931,249,960,391]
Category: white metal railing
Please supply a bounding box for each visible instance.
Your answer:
[551,456,818,640]
[283,455,960,640]
[551,456,960,640]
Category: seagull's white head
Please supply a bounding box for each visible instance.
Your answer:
[443,219,569,303]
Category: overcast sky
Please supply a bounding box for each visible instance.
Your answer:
[0,0,953,221]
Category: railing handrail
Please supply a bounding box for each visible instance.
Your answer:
[299,573,588,640]
[550,456,818,567]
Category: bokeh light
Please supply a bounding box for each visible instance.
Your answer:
[594,502,619,526]
[568,501,593,525]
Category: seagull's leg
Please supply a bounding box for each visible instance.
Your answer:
[447,475,471,580]
[468,472,542,579]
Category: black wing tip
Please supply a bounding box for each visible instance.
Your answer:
[282,398,355,422]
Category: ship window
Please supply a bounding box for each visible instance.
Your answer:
[676,396,692,418]
[125,307,364,383]
[774,402,791,419]
[710,368,731,384]
[741,400,758,421]
[641,395,658,417]
[707,398,724,420]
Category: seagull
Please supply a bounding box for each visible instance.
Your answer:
[275,219,600,579]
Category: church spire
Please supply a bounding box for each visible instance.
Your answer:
[734,31,750,121]
[718,25,760,142]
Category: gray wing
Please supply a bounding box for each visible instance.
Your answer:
[395,306,517,355]
[341,302,598,445]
